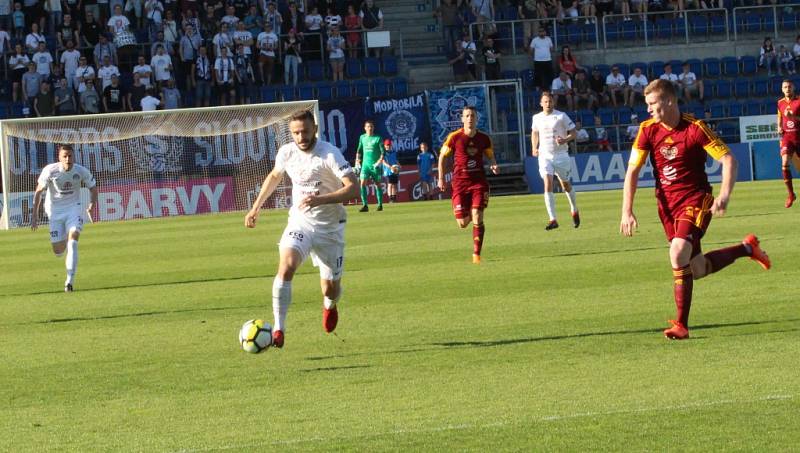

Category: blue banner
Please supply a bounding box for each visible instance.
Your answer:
[319,99,367,162]
[525,144,753,194]
[751,140,800,180]
[426,87,488,152]
[366,93,431,159]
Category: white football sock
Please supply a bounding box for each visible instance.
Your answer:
[565,188,578,214]
[272,277,292,332]
[65,239,78,285]
[323,287,341,309]
[544,192,557,221]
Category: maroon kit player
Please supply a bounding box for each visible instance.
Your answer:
[621,79,771,340]
[438,106,499,264]
[777,79,800,208]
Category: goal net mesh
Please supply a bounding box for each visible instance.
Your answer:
[0,101,317,229]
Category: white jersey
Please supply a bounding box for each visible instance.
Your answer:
[274,140,354,231]
[531,109,576,158]
[37,162,96,216]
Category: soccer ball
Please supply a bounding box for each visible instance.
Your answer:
[239,319,273,353]
[391,165,400,174]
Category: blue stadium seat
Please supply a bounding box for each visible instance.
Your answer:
[716,79,732,98]
[727,100,745,118]
[334,80,352,98]
[565,23,582,45]
[764,11,776,33]
[597,107,616,126]
[703,57,721,78]
[500,70,518,80]
[363,57,380,78]
[634,104,650,121]
[578,109,595,126]
[381,56,398,76]
[648,60,665,79]
[752,77,769,97]
[707,100,726,118]
[656,18,672,39]
[594,64,611,78]
[392,77,408,96]
[297,83,314,100]
[769,75,785,93]
[279,85,295,101]
[521,69,535,88]
[354,79,370,97]
[345,59,361,79]
[631,61,647,74]
[604,21,620,43]
[613,63,629,77]
[742,12,761,33]
[759,97,774,115]
[674,17,687,39]
[687,59,703,78]
[621,20,637,41]
[260,86,277,102]
[733,79,750,98]
[721,56,739,76]
[306,60,325,81]
[317,82,333,101]
[780,12,799,31]
[744,98,761,115]
[740,56,758,76]
[372,78,389,97]
[690,15,709,37]
[704,79,717,98]
[687,101,705,118]
[667,59,683,72]
[582,23,597,46]
[710,15,726,35]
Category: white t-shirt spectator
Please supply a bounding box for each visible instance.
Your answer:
[606,72,626,89]
[328,35,345,59]
[74,65,95,93]
[145,0,164,25]
[25,32,45,53]
[628,73,648,91]
[530,36,553,62]
[305,13,323,31]
[133,63,153,87]
[325,14,342,29]
[0,30,10,53]
[794,42,800,59]
[108,14,130,34]
[233,30,253,56]
[60,50,81,82]
[576,128,590,143]
[10,54,31,71]
[626,124,639,140]
[221,14,239,28]
[551,77,572,92]
[212,33,233,58]
[97,64,120,89]
[257,31,278,57]
[679,71,697,87]
[659,72,679,84]
[151,54,172,81]
[214,56,234,83]
[140,95,161,111]
[33,51,53,76]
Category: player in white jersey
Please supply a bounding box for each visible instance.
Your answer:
[245,110,359,348]
[531,91,580,230]
[31,144,98,292]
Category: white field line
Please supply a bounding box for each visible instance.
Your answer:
[175,394,793,452]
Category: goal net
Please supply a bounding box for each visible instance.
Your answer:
[0,100,318,230]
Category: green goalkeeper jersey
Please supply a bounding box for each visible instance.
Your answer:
[356,134,384,167]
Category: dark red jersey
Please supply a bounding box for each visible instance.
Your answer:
[631,113,729,206]
[440,129,495,184]
[778,96,800,138]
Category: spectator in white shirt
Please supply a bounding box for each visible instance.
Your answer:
[257,22,278,85]
[605,65,626,107]
[74,56,95,93]
[529,28,553,91]
[324,6,342,33]
[145,0,164,41]
[214,46,235,105]
[551,71,575,111]
[213,23,233,58]
[659,62,680,93]
[60,40,81,89]
[25,23,46,54]
[626,114,640,141]
[133,54,153,87]
[626,66,648,107]
[793,35,800,65]
[221,5,239,28]
[150,44,173,88]
[679,61,705,101]
[233,22,254,57]
[107,4,131,35]
[93,33,118,67]
[97,55,120,90]
[140,87,161,111]
[32,42,54,77]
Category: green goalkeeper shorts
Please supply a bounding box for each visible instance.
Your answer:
[360,165,383,182]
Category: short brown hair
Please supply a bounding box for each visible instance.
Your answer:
[57,144,74,153]
[644,79,677,101]
[462,105,478,115]
[540,90,553,100]
[783,79,794,86]
[289,109,315,124]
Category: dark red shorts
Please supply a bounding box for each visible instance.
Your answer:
[658,192,714,257]
[780,135,800,156]
[451,180,490,219]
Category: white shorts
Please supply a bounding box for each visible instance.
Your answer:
[278,220,345,281]
[48,208,85,243]
[538,152,572,181]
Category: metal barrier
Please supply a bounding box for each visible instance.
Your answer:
[602,8,729,48]
[469,16,601,55]
[732,3,800,41]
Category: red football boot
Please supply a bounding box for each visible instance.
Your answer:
[785,193,796,208]
[272,330,284,348]
[743,234,771,270]
[663,320,689,340]
[323,306,338,333]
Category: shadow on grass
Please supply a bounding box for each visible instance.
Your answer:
[298,365,372,373]
[27,304,268,325]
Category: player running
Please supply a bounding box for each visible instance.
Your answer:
[354,119,385,212]
[438,106,499,264]
[621,79,771,340]
[531,91,580,230]
[31,144,98,292]
[417,142,436,200]
[777,79,800,208]
[245,110,359,348]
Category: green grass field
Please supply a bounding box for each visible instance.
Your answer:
[1,180,798,452]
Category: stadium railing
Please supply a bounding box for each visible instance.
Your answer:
[601,9,730,48]
[732,3,800,41]
[469,16,602,55]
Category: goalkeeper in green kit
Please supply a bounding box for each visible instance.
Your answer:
[355,119,385,212]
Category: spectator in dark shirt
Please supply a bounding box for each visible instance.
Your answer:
[103,74,127,112]
[34,80,54,117]
[482,36,501,80]
[435,0,462,53]
[57,13,80,50]
[54,77,77,115]
[83,10,102,47]
[448,38,472,83]
[589,68,609,107]
[127,72,146,111]
[573,70,596,109]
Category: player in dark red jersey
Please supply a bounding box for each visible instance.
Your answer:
[620,79,771,340]
[438,106,499,264]
[777,79,800,208]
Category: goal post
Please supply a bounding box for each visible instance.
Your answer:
[0,100,318,230]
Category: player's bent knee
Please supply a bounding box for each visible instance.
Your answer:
[68,230,81,241]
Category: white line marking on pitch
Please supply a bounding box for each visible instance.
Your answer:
[175,394,793,452]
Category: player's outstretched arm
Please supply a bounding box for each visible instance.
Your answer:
[245,168,283,228]
[620,162,641,237]
[712,152,738,216]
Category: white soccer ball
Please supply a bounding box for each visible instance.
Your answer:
[239,319,273,353]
